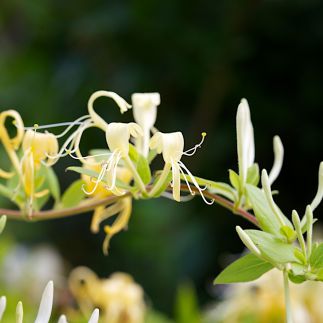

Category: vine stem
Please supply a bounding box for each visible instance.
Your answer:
[283,270,293,323]
[0,185,258,226]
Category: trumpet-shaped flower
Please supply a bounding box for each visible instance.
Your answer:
[69,267,145,323]
[0,281,99,323]
[20,130,59,214]
[149,131,213,204]
[132,92,160,157]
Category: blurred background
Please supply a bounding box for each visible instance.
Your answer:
[1,0,323,321]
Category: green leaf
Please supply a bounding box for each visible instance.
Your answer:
[88,149,112,162]
[175,282,201,323]
[0,183,14,200]
[246,163,260,186]
[245,185,282,235]
[192,176,237,202]
[245,230,298,264]
[44,167,60,203]
[310,242,323,269]
[66,166,100,179]
[229,169,240,191]
[136,154,151,185]
[129,144,151,185]
[61,179,86,208]
[280,225,297,243]
[214,253,273,284]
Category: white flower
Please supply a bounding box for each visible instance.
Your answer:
[82,122,143,196]
[0,281,99,323]
[132,92,160,157]
[149,131,213,204]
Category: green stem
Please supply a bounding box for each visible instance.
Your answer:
[283,270,293,323]
[148,163,171,197]
[123,155,147,194]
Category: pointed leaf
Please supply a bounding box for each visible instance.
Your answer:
[214,253,273,284]
[245,229,298,264]
[246,163,260,186]
[246,185,282,234]
[61,179,86,208]
[44,167,60,203]
[229,169,241,191]
[310,242,323,269]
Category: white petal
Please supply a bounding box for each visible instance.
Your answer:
[57,314,68,323]
[88,309,99,323]
[16,302,23,323]
[310,162,323,211]
[132,92,160,130]
[34,281,54,323]
[0,296,6,321]
[88,91,131,130]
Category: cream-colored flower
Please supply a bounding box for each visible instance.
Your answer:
[132,92,160,157]
[149,131,213,204]
[69,267,145,323]
[20,130,59,214]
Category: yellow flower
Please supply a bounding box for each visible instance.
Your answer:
[20,130,59,214]
[69,267,145,323]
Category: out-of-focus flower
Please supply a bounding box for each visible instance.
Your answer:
[206,268,323,323]
[149,131,213,204]
[0,281,99,323]
[0,244,64,302]
[132,92,160,157]
[68,267,145,323]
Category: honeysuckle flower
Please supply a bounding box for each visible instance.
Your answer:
[88,122,144,196]
[19,129,59,214]
[102,196,132,254]
[149,131,213,204]
[0,110,24,176]
[69,267,145,323]
[132,92,160,157]
[0,281,99,323]
[236,99,284,190]
[310,161,323,211]
[22,130,58,167]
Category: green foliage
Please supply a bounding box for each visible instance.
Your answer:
[129,144,152,185]
[61,179,86,208]
[175,282,201,323]
[214,253,273,284]
[245,185,282,235]
[245,230,298,265]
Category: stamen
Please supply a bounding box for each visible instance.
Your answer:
[183,132,207,156]
[178,160,214,205]
[178,165,195,196]
[82,162,108,195]
[17,115,89,136]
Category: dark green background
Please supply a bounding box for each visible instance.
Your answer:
[1,0,323,315]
